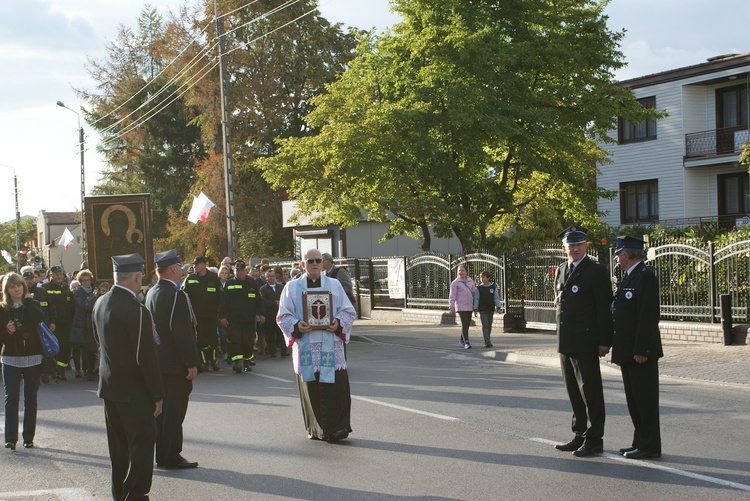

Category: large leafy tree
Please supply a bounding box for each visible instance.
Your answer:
[260,0,656,250]
[78,6,207,238]
[0,217,37,274]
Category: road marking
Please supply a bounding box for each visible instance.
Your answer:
[0,488,95,500]
[530,437,750,492]
[253,373,295,383]
[351,395,460,421]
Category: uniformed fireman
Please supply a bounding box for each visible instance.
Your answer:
[42,265,75,380]
[182,256,222,371]
[218,259,265,373]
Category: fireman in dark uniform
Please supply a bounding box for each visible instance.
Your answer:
[181,256,222,371]
[218,259,265,373]
[23,269,56,383]
[94,253,164,500]
[43,265,75,380]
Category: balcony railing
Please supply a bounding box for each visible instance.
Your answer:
[685,126,749,159]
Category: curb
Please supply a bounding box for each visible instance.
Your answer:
[482,350,622,376]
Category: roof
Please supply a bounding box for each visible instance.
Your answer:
[43,212,80,225]
[616,52,750,89]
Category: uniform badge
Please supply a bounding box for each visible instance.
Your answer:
[625,291,633,299]
[571,285,579,293]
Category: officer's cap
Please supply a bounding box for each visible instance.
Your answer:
[22,270,34,279]
[112,253,145,273]
[558,225,588,245]
[154,249,182,268]
[614,235,644,254]
[50,265,64,273]
[234,259,247,270]
[193,255,207,265]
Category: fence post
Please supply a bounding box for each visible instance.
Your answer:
[368,258,375,309]
[403,255,408,309]
[501,253,507,313]
[709,240,716,323]
[354,259,361,319]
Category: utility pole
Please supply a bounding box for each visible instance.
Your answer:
[56,101,87,264]
[0,164,21,273]
[215,1,239,261]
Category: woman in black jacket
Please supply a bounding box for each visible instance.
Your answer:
[1,272,45,451]
[70,269,100,381]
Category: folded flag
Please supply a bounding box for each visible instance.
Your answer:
[1,249,11,264]
[59,227,75,249]
[188,191,215,224]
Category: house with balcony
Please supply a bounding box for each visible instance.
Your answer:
[598,53,750,232]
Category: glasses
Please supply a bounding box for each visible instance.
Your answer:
[306,258,322,264]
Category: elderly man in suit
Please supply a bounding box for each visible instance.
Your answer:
[94,253,164,501]
[612,235,663,459]
[145,249,200,470]
[553,226,613,457]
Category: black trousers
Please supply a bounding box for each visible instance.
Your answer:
[560,352,605,442]
[227,321,255,361]
[264,320,287,356]
[195,317,218,350]
[104,399,156,501]
[621,359,661,453]
[155,374,192,465]
[55,323,71,369]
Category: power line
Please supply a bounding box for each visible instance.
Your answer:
[99,0,312,145]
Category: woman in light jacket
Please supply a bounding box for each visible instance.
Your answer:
[449,264,478,349]
[1,272,45,450]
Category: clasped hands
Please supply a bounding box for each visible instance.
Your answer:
[294,318,340,338]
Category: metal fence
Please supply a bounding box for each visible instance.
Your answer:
[262,236,750,324]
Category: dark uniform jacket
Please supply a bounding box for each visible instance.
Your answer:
[611,261,664,364]
[42,280,74,325]
[31,284,55,325]
[0,298,45,357]
[555,255,614,354]
[145,279,200,376]
[218,276,264,323]
[71,287,98,349]
[94,286,164,404]
[181,270,222,321]
[260,281,284,321]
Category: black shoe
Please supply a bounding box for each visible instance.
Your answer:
[41,374,49,384]
[57,371,67,381]
[23,442,33,448]
[232,362,242,373]
[247,360,256,366]
[211,363,220,371]
[5,441,16,451]
[328,429,350,443]
[485,343,493,348]
[243,365,252,372]
[555,437,584,452]
[162,456,199,469]
[623,449,661,460]
[618,446,637,455]
[573,441,603,457]
[75,371,82,378]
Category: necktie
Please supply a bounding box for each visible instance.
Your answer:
[565,264,574,281]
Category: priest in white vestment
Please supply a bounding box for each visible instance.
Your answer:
[277,248,357,442]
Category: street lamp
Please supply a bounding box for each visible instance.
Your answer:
[56,101,87,263]
[0,163,21,273]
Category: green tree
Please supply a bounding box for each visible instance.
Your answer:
[741,141,750,167]
[260,0,657,250]
[78,6,207,238]
[182,0,358,257]
[0,217,37,274]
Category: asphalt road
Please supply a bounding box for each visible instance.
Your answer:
[1,324,749,500]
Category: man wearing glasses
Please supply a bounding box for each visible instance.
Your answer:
[277,248,357,442]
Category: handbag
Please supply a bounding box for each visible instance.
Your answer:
[37,322,60,358]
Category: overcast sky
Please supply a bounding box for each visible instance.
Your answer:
[1,0,749,224]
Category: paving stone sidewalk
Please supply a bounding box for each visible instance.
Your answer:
[354,320,750,387]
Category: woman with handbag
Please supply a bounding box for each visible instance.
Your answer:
[0,272,45,451]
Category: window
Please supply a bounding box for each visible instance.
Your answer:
[716,85,749,129]
[620,180,658,224]
[618,96,657,143]
[718,172,749,216]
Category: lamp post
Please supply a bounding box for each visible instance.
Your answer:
[0,163,21,273]
[56,101,87,263]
